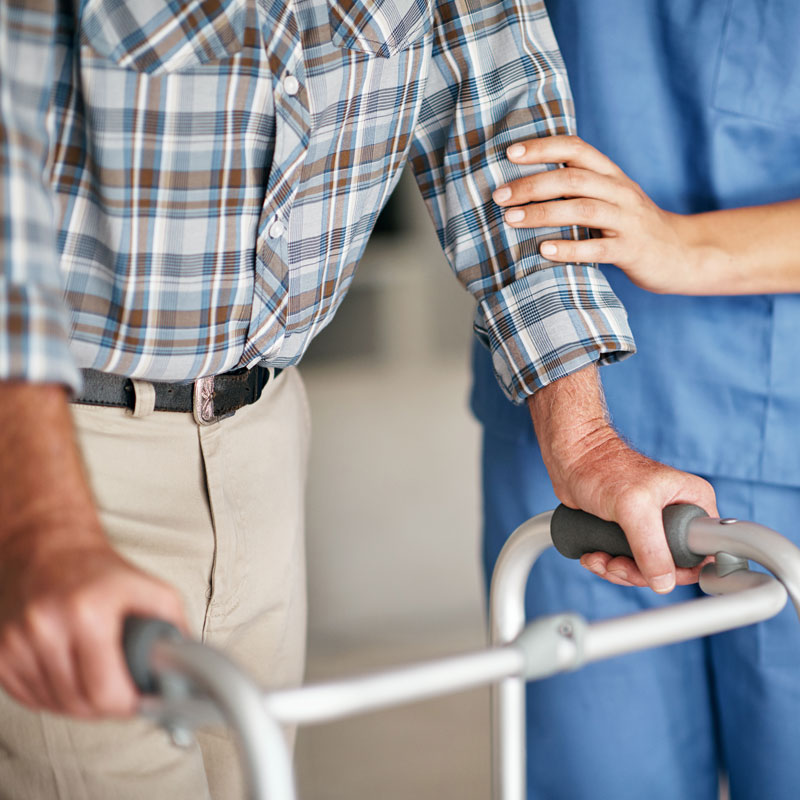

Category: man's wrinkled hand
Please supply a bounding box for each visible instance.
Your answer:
[0,536,186,718]
[528,366,718,592]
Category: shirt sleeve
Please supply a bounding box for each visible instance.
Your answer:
[0,1,81,392]
[408,0,635,405]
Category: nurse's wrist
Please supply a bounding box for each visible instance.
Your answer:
[668,212,729,295]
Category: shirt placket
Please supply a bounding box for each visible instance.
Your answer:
[243,1,311,366]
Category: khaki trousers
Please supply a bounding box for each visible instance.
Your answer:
[0,367,310,800]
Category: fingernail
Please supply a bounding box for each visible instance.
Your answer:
[507,144,526,159]
[540,243,557,256]
[651,573,675,594]
[505,208,524,223]
[493,186,512,203]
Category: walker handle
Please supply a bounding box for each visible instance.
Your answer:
[550,503,708,568]
[122,616,183,694]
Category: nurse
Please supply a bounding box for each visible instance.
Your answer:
[472,2,800,798]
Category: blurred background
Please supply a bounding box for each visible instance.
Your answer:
[295,167,491,798]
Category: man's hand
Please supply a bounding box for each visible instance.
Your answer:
[528,366,718,592]
[0,383,186,717]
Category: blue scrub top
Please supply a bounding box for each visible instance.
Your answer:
[471,0,800,486]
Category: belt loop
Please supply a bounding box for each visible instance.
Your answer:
[128,379,156,418]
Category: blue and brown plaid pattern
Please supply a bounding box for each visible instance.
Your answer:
[1,0,634,403]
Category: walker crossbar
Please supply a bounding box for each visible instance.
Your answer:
[127,509,800,800]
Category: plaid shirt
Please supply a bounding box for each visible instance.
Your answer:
[1,0,634,403]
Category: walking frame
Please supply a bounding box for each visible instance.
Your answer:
[124,507,800,800]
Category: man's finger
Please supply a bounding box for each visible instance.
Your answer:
[674,565,705,584]
[601,555,648,587]
[0,662,42,710]
[23,606,96,716]
[582,545,709,589]
[76,624,139,716]
[35,636,94,717]
[615,500,677,593]
[76,585,185,716]
[0,627,60,712]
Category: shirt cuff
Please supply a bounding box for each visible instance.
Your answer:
[475,263,635,405]
[0,279,82,394]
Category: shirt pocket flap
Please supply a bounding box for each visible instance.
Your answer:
[713,0,800,126]
[329,0,432,58]
[80,0,247,74]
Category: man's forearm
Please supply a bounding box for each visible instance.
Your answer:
[527,364,625,514]
[525,364,717,593]
[0,383,103,549]
[0,382,186,717]
[527,364,612,494]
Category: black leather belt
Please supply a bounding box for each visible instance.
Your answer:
[74,366,282,425]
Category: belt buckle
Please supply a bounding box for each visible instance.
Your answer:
[193,376,216,425]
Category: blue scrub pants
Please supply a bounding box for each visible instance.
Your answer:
[482,431,800,800]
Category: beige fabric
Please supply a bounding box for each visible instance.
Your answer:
[128,378,156,418]
[0,367,310,800]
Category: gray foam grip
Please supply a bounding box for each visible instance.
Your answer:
[551,503,708,568]
[122,616,182,694]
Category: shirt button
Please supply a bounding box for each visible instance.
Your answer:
[269,220,286,239]
[283,74,300,96]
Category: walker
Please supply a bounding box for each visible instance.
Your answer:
[124,506,800,799]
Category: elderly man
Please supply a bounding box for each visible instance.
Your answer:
[0,1,713,797]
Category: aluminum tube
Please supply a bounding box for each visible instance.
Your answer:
[138,695,225,730]
[151,640,294,800]
[490,511,555,644]
[263,646,524,726]
[688,517,800,618]
[488,511,554,800]
[492,676,526,800]
[583,570,786,664]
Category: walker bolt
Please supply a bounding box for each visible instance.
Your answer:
[557,621,574,638]
[168,724,194,749]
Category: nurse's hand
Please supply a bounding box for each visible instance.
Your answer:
[494,135,800,295]
[492,135,695,294]
[529,365,718,592]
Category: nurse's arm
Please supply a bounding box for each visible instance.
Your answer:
[491,135,800,296]
[528,364,718,591]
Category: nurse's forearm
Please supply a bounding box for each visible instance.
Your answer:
[673,199,800,294]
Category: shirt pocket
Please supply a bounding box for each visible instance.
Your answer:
[79,0,247,74]
[712,0,800,126]
[328,0,432,58]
